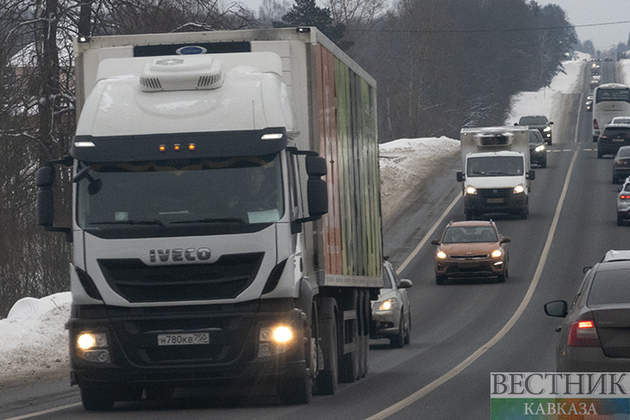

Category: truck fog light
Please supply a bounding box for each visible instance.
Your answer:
[82,349,111,363]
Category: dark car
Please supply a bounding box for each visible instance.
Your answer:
[545,259,630,371]
[371,260,412,348]
[431,220,510,285]
[528,129,547,168]
[612,146,630,183]
[597,123,630,158]
[515,115,553,145]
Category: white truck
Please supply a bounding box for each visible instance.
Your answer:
[36,28,383,410]
[456,126,535,220]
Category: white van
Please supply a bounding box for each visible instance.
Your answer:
[592,83,630,141]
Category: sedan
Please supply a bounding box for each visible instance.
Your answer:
[598,124,630,158]
[371,260,412,348]
[545,259,630,371]
[431,220,510,284]
[617,177,630,225]
[612,146,630,183]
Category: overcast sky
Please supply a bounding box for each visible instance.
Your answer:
[537,0,630,50]
[243,0,630,52]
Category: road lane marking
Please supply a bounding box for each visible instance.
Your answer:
[396,192,461,275]
[3,402,81,420]
[380,149,580,420]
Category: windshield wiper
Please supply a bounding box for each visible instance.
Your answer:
[89,220,166,227]
[171,218,246,225]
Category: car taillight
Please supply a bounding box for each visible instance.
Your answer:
[567,317,600,347]
[594,119,599,130]
[621,195,630,200]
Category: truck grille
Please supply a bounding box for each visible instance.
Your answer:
[98,253,264,303]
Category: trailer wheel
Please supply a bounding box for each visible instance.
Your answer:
[314,297,338,395]
[81,387,115,411]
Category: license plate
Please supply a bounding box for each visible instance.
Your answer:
[487,198,504,204]
[613,138,625,142]
[157,332,210,346]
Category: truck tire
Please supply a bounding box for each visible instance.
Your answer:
[314,297,338,395]
[81,387,115,411]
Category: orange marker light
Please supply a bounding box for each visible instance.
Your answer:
[159,145,166,152]
[188,143,196,151]
[174,144,181,151]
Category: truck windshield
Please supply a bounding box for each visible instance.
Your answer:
[77,154,284,230]
[467,156,523,177]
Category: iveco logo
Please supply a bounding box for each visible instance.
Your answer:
[493,189,498,194]
[150,248,211,263]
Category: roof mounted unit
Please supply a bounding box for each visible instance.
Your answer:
[139,56,224,92]
[474,131,513,147]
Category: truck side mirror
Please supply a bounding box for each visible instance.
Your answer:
[306,155,327,177]
[456,171,465,182]
[528,170,535,180]
[307,178,328,217]
[35,163,72,241]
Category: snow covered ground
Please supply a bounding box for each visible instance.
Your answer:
[0,53,596,388]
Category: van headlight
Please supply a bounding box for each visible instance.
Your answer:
[466,186,477,195]
[513,184,525,194]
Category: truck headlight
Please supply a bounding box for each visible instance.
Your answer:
[513,184,525,194]
[466,186,477,195]
[258,325,294,357]
[76,332,111,363]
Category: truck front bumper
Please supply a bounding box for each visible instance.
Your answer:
[68,301,308,390]
[464,190,527,216]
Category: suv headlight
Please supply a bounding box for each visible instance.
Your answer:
[535,145,545,152]
[544,126,552,132]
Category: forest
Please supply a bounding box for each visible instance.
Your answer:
[0,0,577,315]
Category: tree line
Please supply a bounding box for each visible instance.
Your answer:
[0,0,576,316]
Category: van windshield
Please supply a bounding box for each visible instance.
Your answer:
[466,156,524,177]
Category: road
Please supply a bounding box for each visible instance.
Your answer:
[2,60,628,419]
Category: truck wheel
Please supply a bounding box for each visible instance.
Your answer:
[390,313,405,348]
[314,297,338,395]
[403,312,411,345]
[81,387,115,411]
[618,213,625,226]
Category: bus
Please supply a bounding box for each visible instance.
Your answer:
[593,83,630,142]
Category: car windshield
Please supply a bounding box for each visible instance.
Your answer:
[442,226,498,243]
[529,131,543,144]
[588,267,630,305]
[76,154,284,230]
[467,156,523,177]
[617,147,630,158]
[519,116,547,125]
